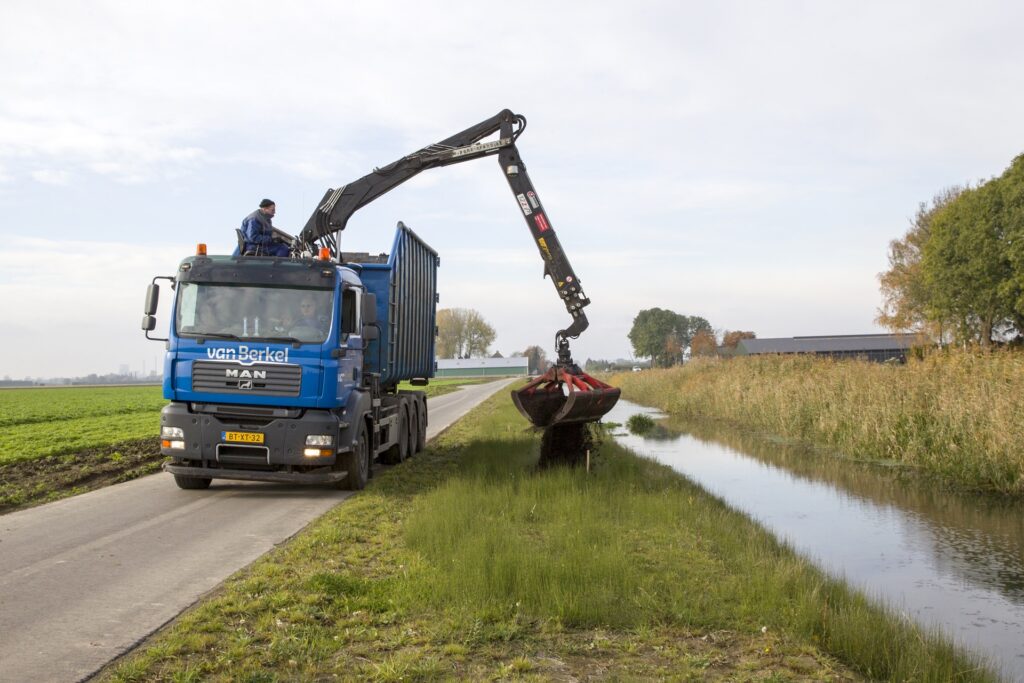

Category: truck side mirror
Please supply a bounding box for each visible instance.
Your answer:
[361,293,377,325]
[361,324,379,341]
[144,283,160,315]
[143,276,173,342]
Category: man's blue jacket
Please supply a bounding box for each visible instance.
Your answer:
[234,209,289,256]
[241,210,275,248]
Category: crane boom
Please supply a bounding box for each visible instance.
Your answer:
[297,110,591,347]
[298,110,620,430]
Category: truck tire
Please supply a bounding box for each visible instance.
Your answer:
[381,404,409,464]
[338,422,369,491]
[406,404,418,457]
[173,473,212,490]
[415,400,426,453]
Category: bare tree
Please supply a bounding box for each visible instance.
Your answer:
[436,308,496,358]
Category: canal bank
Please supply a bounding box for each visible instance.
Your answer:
[606,398,1024,680]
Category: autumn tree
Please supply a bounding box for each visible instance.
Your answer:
[876,186,964,340]
[690,329,718,357]
[664,334,683,365]
[436,308,496,358]
[721,330,756,349]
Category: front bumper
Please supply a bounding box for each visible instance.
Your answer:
[160,401,347,469]
[163,461,347,484]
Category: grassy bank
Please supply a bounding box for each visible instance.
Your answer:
[613,352,1024,495]
[103,391,994,681]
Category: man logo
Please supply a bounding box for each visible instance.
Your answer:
[238,380,253,390]
[225,368,267,379]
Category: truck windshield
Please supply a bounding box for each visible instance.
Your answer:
[176,283,333,344]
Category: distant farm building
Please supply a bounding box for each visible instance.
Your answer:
[435,357,529,378]
[736,334,922,363]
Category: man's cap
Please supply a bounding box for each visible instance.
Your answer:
[259,198,275,208]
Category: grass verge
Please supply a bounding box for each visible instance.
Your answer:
[101,391,995,682]
[612,352,1024,495]
[397,377,490,398]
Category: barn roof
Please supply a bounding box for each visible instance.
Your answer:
[737,334,921,355]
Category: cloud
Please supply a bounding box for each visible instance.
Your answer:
[29,169,70,185]
[0,2,1014,188]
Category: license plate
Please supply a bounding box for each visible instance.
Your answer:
[222,431,265,444]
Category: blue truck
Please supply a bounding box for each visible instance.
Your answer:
[143,110,619,489]
[142,223,437,490]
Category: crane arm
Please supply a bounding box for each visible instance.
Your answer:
[298,109,522,247]
[297,110,591,357]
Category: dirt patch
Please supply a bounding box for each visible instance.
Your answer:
[537,423,595,468]
[0,437,165,515]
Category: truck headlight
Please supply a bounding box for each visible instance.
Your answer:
[162,426,184,439]
[305,435,334,446]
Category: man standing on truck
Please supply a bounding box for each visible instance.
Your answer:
[236,199,290,257]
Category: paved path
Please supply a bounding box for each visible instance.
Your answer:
[0,378,515,683]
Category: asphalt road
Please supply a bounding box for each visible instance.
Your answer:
[0,378,515,683]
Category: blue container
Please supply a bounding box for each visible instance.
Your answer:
[351,222,438,387]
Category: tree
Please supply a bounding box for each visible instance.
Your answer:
[523,345,549,374]
[629,308,682,367]
[923,181,1015,346]
[876,186,964,340]
[690,329,718,357]
[628,308,712,367]
[436,308,496,358]
[721,330,755,349]
[1000,154,1024,327]
[664,334,683,365]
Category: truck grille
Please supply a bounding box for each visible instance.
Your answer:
[192,361,301,397]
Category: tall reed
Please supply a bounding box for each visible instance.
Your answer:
[613,351,1024,494]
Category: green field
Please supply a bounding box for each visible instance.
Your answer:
[0,386,165,465]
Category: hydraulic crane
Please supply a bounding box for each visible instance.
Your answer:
[296,110,619,429]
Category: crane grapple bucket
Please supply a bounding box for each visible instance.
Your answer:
[511,366,621,428]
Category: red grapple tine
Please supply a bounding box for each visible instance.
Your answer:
[511,367,621,428]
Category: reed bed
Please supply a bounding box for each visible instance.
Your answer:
[613,351,1024,494]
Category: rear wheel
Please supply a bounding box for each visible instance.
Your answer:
[337,422,369,490]
[173,473,211,490]
[415,401,426,452]
[406,405,418,457]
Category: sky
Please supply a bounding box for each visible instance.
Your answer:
[1,0,1023,378]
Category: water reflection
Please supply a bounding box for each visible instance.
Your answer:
[607,400,1024,681]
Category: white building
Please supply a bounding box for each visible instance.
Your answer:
[435,357,528,378]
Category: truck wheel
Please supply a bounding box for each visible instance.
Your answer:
[381,404,409,464]
[338,422,369,491]
[415,401,426,452]
[407,406,419,457]
[173,473,211,490]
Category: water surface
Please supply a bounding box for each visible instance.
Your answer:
[607,399,1024,680]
